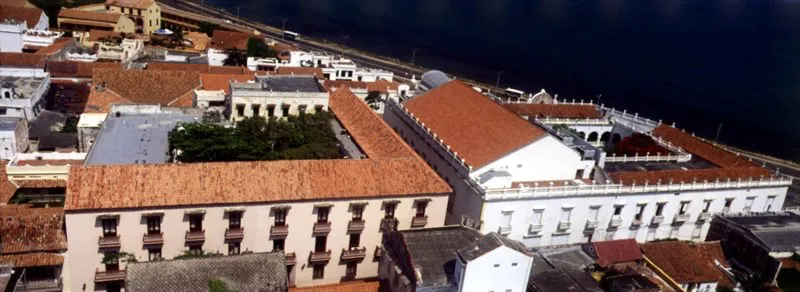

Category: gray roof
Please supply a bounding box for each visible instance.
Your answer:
[534,245,596,272]
[457,232,530,262]
[529,268,602,292]
[529,244,601,292]
[29,110,77,150]
[125,252,287,292]
[0,75,45,100]
[420,70,450,90]
[397,226,482,288]
[0,117,21,131]
[85,106,203,165]
[256,76,325,92]
[719,212,800,252]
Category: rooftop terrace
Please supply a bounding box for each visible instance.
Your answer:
[0,76,45,100]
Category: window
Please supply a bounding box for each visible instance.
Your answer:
[3,92,8,99]
[634,204,645,222]
[298,105,307,114]
[501,211,512,228]
[415,201,428,217]
[588,207,599,221]
[614,205,623,216]
[692,225,702,239]
[236,104,245,117]
[531,210,544,225]
[0,108,6,115]
[317,207,330,223]
[352,205,364,221]
[104,252,119,270]
[345,262,357,279]
[282,105,290,116]
[766,196,776,211]
[274,209,287,226]
[724,198,734,213]
[655,203,666,216]
[315,236,327,252]
[252,105,260,117]
[102,218,117,236]
[312,265,324,279]
[384,203,396,219]
[189,214,203,232]
[560,208,571,222]
[349,234,360,249]
[189,245,202,255]
[273,238,285,251]
[228,242,240,255]
[106,5,110,10]
[146,216,161,234]
[744,197,755,212]
[229,211,242,229]
[493,264,500,268]
[148,248,162,261]
[512,262,518,266]
[267,105,275,117]
[703,200,712,213]
[315,105,324,113]
[670,226,680,238]
[679,201,690,215]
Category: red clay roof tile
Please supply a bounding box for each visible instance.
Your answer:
[290,280,380,292]
[651,125,755,168]
[0,206,66,254]
[0,52,46,69]
[0,5,42,29]
[641,241,731,285]
[276,67,323,79]
[0,252,63,268]
[86,68,201,112]
[58,8,122,23]
[47,61,121,78]
[503,103,603,119]
[199,73,255,95]
[591,239,643,267]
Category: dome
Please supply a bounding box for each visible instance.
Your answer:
[420,70,451,91]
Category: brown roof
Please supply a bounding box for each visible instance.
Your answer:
[0,0,36,8]
[65,158,451,211]
[58,8,122,24]
[641,241,731,285]
[403,80,547,168]
[15,179,67,189]
[85,68,201,113]
[0,252,63,268]
[147,63,249,75]
[105,0,154,9]
[0,164,17,204]
[199,73,255,95]
[609,166,772,185]
[0,206,66,254]
[17,159,84,166]
[46,61,121,78]
[651,125,756,168]
[87,29,121,42]
[34,37,73,56]
[0,5,42,29]
[325,79,400,94]
[290,280,380,292]
[0,52,46,69]
[503,103,603,119]
[209,66,248,74]
[329,87,416,159]
[210,30,257,50]
[58,18,115,28]
[591,239,643,267]
[276,67,324,79]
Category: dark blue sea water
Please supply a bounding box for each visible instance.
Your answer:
[210,0,800,162]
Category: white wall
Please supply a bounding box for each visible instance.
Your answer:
[458,246,532,292]
[207,48,227,66]
[472,135,590,184]
[0,23,25,53]
[481,185,788,247]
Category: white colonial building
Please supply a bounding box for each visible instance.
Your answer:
[229,75,328,121]
[383,78,791,248]
[0,6,60,53]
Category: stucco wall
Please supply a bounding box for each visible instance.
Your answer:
[459,246,532,292]
[472,135,590,183]
[64,194,447,291]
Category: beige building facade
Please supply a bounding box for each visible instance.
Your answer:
[104,0,161,35]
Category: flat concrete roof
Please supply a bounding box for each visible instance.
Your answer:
[254,75,325,92]
[0,117,21,131]
[85,109,202,165]
[0,75,45,99]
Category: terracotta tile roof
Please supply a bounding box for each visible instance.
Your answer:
[0,52,46,69]
[17,159,84,166]
[276,67,323,79]
[65,158,451,211]
[58,18,115,28]
[0,164,17,204]
[209,65,248,74]
[329,87,416,158]
[403,80,547,168]
[58,8,122,24]
[369,79,400,92]
[46,61,121,78]
[105,0,154,9]
[503,103,603,119]
[609,166,772,185]
[14,179,67,189]
[86,68,201,113]
[0,5,42,29]
[0,0,35,8]
[290,280,380,292]
[651,125,755,168]
[199,73,255,95]
[510,179,592,188]
[591,239,643,267]
[34,37,73,56]
[271,42,299,53]
[87,29,121,42]
[325,79,400,94]
[641,241,731,285]
[0,206,66,254]
[210,30,258,51]
[147,63,249,75]
[0,252,63,268]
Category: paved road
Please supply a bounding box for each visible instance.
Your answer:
[159,0,427,83]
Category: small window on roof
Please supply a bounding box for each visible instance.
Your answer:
[493,264,499,268]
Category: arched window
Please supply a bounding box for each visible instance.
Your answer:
[578,132,586,139]
[600,132,611,142]
[587,132,599,142]
[612,133,622,145]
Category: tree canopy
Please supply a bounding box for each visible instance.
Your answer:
[168,112,341,163]
[198,21,219,37]
[247,37,277,58]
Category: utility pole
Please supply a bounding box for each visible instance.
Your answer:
[281,19,288,39]
[237,7,240,18]
[495,70,503,92]
[715,123,724,143]
[411,48,420,65]
[596,94,602,105]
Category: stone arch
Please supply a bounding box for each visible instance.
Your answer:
[600,132,611,142]
[587,132,599,142]
[578,132,586,140]
[612,133,622,145]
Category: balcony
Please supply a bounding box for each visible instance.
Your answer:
[270,225,289,238]
[497,225,512,235]
[285,252,296,266]
[609,216,623,228]
[631,218,643,227]
[309,250,332,263]
[698,212,712,221]
[585,220,599,230]
[225,228,244,241]
[142,233,163,246]
[558,221,571,231]
[411,216,428,228]
[528,224,544,234]
[97,235,120,249]
[185,230,205,243]
[674,213,691,223]
[94,270,126,283]
[14,278,61,292]
[651,215,665,225]
[341,247,367,261]
[381,218,398,232]
[348,220,365,233]
[313,222,332,235]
